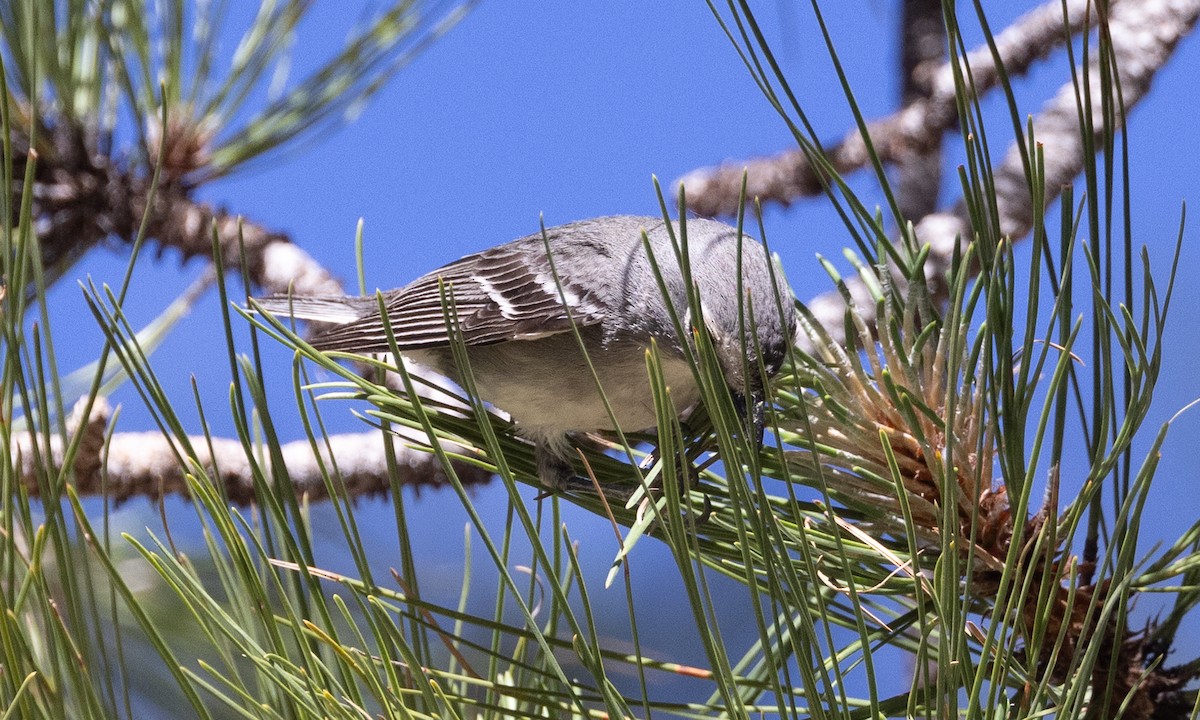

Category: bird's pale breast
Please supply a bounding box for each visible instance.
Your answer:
[405,330,701,441]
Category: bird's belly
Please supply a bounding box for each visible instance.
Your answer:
[408,334,702,436]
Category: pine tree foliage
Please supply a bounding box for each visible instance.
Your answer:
[2,1,1199,718]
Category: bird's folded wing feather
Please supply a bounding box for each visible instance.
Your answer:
[306,242,610,353]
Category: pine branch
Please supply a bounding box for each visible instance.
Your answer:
[895,0,946,220]
[675,0,1106,218]
[17,122,343,298]
[15,397,493,505]
[31,0,1197,506]
[805,0,1199,348]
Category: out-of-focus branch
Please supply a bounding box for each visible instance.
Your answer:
[896,0,946,220]
[676,0,1103,217]
[18,124,345,299]
[804,0,1199,348]
[143,185,347,299]
[17,120,480,498]
[16,398,493,505]
[6,6,495,503]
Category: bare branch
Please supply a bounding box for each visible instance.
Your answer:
[676,0,1103,217]
[18,119,484,500]
[143,185,347,298]
[805,0,1199,348]
[896,0,947,220]
[18,136,345,300]
[16,398,493,505]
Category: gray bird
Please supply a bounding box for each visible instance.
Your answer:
[257,215,797,490]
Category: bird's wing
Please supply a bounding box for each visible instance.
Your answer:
[310,241,610,353]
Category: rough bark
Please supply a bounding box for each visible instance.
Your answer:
[15,398,492,505]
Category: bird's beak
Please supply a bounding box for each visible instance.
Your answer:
[732,391,766,448]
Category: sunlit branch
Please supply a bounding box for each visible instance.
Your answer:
[675,0,1107,217]
[16,398,492,504]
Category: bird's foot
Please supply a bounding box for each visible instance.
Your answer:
[633,446,713,524]
[530,440,712,524]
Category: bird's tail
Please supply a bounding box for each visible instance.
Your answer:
[253,295,376,324]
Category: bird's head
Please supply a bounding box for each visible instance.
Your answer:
[689,275,797,445]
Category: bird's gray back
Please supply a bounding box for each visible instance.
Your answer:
[296,215,794,363]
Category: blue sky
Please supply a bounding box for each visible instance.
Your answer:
[44,0,1200,698]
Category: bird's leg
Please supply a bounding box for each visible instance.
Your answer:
[531,440,625,501]
[637,446,661,472]
[533,441,578,498]
[751,399,766,448]
[677,417,712,493]
[678,432,715,524]
[632,443,712,526]
[628,421,713,523]
[638,443,697,492]
[530,437,707,522]
[731,391,767,449]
